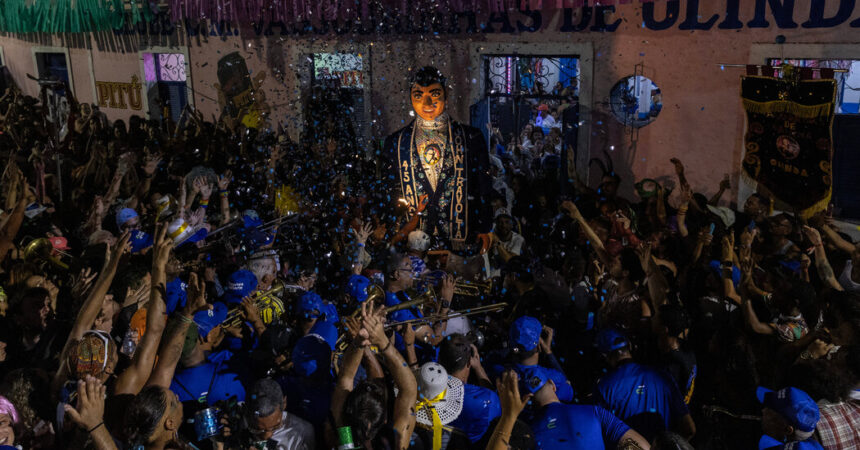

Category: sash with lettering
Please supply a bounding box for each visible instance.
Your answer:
[741,75,836,217]
[384,119,493,253]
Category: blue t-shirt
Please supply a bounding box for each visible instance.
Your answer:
[531,403,630,450]
[450,383,502,443]
[595,361,689,442]
[170,362,246,405]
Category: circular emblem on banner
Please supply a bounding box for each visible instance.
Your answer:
[776,135,801,160]
[422,144,442,166]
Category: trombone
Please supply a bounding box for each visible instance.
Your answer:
[384,302,508,329]
[336,288,438,353]
[416,274,493,297]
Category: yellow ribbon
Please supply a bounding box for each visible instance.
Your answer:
[416,389,447,450]
[168,222,188,240]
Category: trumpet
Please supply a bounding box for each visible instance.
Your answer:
[22,238,75,270]
[219,279,303,329]
[336,288,438,353]
[416,274,493,297]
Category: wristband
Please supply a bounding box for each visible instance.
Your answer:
[357,243,365,247]
[176,314,194,324]
[199,199,209,208]
[219,190,228,198]
[88,422,104,433]
[379,339,392,353]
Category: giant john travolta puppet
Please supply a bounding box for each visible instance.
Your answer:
[384,66,493,256]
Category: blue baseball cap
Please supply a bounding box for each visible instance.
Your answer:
[116,208,139,229]
[299,292,324,320]
[596,328,629,354]
[509,316,541,352]
[320,301,339,325]
[516,365,553,394]
[292,334,332,377]
[757,386,820,433]
[758,435,824,450]
[309,321,338,351]
[129,230,153,254]
[165,277,187,315]
[222,270,258,305]
[194,302,228,340]
[347,275,371,303]
[709,260,741,287]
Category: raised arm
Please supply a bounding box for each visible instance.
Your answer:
[486,371,532,450]
[819,223,855,255]
[146,272,211,389]
[53,231,130,392]
[115,224,172,395]
[561,200,611,266]
[803,226,844,291]
[330,316,366,427]
[709,174,730,206]
[362,302,417,449]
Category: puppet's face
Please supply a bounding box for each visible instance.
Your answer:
[411,83,446,122]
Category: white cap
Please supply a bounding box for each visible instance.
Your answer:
[407,230,431,252]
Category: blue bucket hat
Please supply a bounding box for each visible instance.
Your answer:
[596,327,629,354]
[299,292,324,320]
[116,208,138,229]
[757,386,820,433]
[222,270,258,305]
[347,274,371,303]
[517,365,554,394]
[509,316,542,353]
[292,334,332,377]
[309,321,338,351]
[165,277,188,315]
[194,302,228,340]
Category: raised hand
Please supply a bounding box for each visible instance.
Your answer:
[670,158,685,177]
[440,274,455,303]
[183,272,210,316]
[560,200,582,221]
[106,230,131,268]
[142,154,162,177]
[152,222,173,268]
[217,170,232,191]
[539,326,554,355]
[351,221,374,246]
[360,301,388,349]
[719,173,731,191]
[802,225,823,246]
[496,370,532,420]
[63,375,107,432]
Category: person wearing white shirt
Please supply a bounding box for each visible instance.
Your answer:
[244,378,316,450]
[484,211,525,279]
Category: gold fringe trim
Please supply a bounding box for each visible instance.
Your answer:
[742,99,833,119]
[800,190,832,220]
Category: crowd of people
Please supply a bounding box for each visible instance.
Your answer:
[0,77,857,450]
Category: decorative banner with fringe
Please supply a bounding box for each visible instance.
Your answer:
[0,0,153,33]
[740,75,837,218]
[167,0,661,29]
